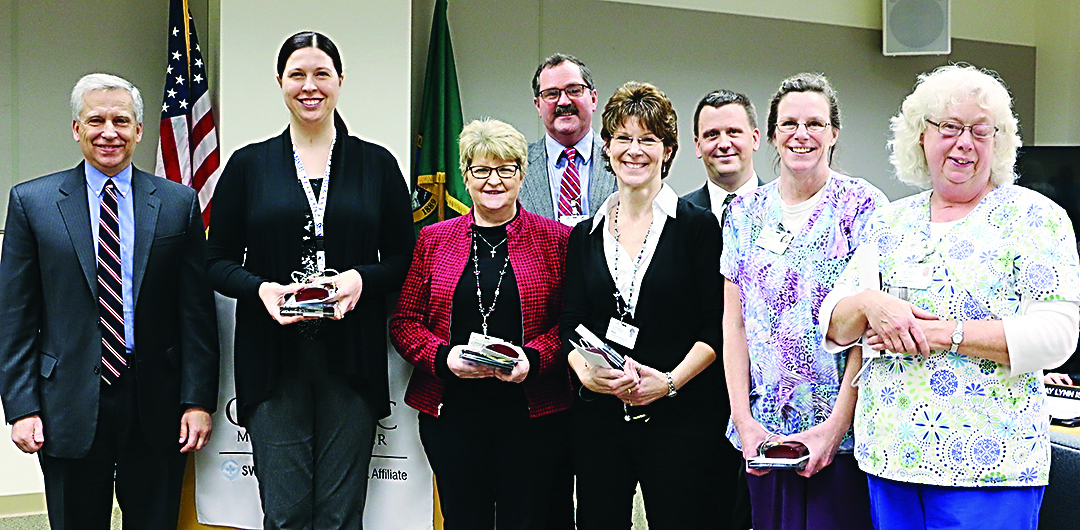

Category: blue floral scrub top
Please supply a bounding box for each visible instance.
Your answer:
[837,185,1080,486]
[721,173,887,451]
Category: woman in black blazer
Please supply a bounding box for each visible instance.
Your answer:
[562,81,725,529]
[206,31,413,529]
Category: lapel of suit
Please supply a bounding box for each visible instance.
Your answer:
[588,136,614,216]
[56,164,98,291]
[130,168,161,306]
[524,140,554,217]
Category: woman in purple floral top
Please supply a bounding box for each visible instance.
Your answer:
[720,73,887,530]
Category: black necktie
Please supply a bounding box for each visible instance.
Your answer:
[720,193,737,230]
[97,179,126,384]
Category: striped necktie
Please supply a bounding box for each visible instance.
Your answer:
[97,179,127,384]
[558,147,581,217]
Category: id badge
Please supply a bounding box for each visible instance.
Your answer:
[891,265,933,290]
[559,214,589,227]
[468,332,502,349]
[605,318,639,349]
[755,227,792,254]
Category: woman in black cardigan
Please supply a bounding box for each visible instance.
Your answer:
[205,31,413,529]
[562,81,725,529]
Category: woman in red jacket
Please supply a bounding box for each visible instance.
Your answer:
[390,118,572,530]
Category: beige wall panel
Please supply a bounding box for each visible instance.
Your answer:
[427,0,1035,200]
[219,2,410,170]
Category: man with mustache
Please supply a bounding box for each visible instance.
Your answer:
[521,53,616,226]
[0,73,219,529]
[682,89,762,530]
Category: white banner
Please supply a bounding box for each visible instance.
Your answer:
[195,294,434,529]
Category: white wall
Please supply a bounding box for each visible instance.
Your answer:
[0,0,176,232]
[218,3,411,168]
[1033,1,1080,145]
[609,0,1038,46]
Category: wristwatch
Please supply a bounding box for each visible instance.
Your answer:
[949,320,964,354]
[665,372,677,397]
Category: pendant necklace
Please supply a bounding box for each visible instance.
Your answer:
[472,229,511,336]
[475,233,508,259]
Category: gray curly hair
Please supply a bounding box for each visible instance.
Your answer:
[888,64,1020,189]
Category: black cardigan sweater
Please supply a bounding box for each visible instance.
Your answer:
[206,123,414,422]
[561,198,726,425]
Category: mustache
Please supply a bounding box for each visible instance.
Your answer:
[554,104,578,117]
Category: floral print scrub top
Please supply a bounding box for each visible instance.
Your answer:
[836,185,1080,486]
[721,173,887,451]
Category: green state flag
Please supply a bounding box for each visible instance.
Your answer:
[411,0,470,232]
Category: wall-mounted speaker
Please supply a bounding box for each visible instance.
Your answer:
[883,0,950,56]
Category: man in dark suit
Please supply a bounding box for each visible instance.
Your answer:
[0,73,219,529]
[684,89,762,223]
[520,53,616,225]
[683,88,761,530]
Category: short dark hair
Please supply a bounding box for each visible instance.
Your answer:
[277,31,343,77]
[766,72,841,164]
[600,81,678,179]
[531,53,595,97]
[693,89,757,136]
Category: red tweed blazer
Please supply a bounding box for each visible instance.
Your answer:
[390,207,572,418]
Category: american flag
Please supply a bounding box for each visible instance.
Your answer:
[155,0,220,228]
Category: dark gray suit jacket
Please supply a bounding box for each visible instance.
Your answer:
[520,135,616,219]
[0,163,219,459]
[682,183,712,210]
[682,177,766,212]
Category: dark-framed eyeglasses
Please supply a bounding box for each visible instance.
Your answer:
[925,119,997,139]
[776,120,831,134]
[537,83,590,102]
[611,135,663,148]
[467,164,520,179]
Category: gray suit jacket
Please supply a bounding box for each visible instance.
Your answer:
[0,163,219,458]
[520,135,616,219]
[681,177,766,212]
[683,183,712,210]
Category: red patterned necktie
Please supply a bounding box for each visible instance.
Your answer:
[97,179,126,384]
[558,147,581,216]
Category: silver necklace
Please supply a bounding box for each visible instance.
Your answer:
[471,230,511,336]
[475,233,508,259]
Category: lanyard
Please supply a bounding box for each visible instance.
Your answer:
[612,202,653,321]
[292,131,337,272]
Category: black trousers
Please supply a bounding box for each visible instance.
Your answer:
[573,406,725,530]
[419,406,569,530]
[39,371,187,530]
[544,437,576,530]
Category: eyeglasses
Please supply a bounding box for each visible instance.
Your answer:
[611,135,663,148]
[537,83,590,102]
[467,164,520,179]
[776,120,831,133]
[926,119,997,139]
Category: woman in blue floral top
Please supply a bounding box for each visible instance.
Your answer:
[722,73,886,530]
[822,64,1080,530]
